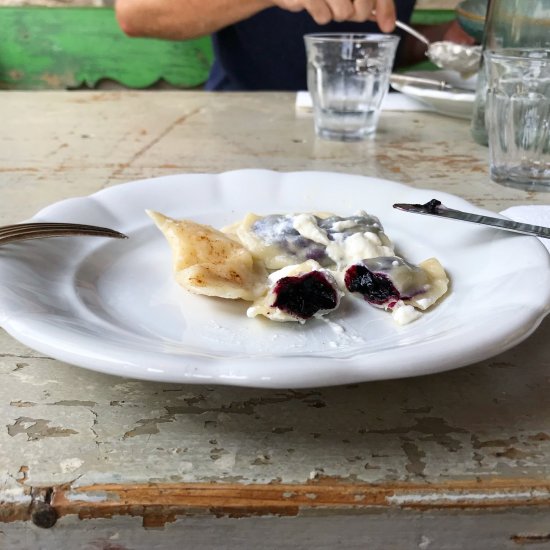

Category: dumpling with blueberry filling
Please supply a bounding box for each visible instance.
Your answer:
[247,260,343,323]
[344,256,448,325]
[223,213,329,270]
[223,211,394,270]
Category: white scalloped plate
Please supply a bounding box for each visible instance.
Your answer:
[391,70,477,119]
[0,170,548,388]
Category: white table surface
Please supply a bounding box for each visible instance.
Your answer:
[0,91,549,550]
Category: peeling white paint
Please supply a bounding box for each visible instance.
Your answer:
[10,371,60,386]
[214,453,236,470]
[60,458,84,473]
[0,487,29,503]
[65,490,112,503]
[387,489,550,505]
[418,535,432,549]
[176,461,194,474]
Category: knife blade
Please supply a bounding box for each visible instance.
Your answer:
[390,74,474,94]
[393,199,550,239]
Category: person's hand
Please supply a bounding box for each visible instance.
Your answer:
[272,0,396,32]
[441,19,476,45]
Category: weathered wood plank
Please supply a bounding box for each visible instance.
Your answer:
[1,509,548,550]
[0,7,213,89]
[54,480,550,516]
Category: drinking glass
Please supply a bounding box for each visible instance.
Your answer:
[470,0,550,146]
[485,48,550,191]
[304,33,400,141]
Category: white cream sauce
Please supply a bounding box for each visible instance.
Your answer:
[263,210,396,268]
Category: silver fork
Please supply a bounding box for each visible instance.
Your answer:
[0,222,128,246]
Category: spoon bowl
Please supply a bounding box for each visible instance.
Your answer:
[395,19,481,75]
[426,40,482,73]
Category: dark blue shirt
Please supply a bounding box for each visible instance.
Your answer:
[206,4,417,91]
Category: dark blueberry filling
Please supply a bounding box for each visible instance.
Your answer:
[344,264,400,306]
[272,271,338,320]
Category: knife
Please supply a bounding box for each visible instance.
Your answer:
[390,74,474,94]
[393,199,550,239]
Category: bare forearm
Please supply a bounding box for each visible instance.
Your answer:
[116,0,398,40]
[116,0,273,40]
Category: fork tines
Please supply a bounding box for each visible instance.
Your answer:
[0,222,128,245]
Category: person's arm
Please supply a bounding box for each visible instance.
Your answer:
[115,0,397,40]
[115,0,271,39]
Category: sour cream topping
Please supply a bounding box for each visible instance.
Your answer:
[286,211,395,267]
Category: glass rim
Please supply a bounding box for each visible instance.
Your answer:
[485,48,550,62]
[304,32,400,43]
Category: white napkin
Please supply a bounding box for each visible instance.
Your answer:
[500,205,550,253]
[295,91,433,113]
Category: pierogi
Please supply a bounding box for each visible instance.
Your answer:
[148,211,267,301]
[150,209,449,325]
[222,211,395,269]
[246,260,343,323]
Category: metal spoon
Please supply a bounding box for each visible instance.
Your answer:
[394,19,482,75]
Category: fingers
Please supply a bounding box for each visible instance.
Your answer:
[348,0,374,22]
[442,20,476,45]
[303,0,348,24]
[372,0,396,32]
[304,0,334,25]
[323,0,355,22]
[280,0,396,27]
[316,0,396,28]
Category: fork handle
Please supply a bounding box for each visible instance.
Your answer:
[0,223,127,245]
